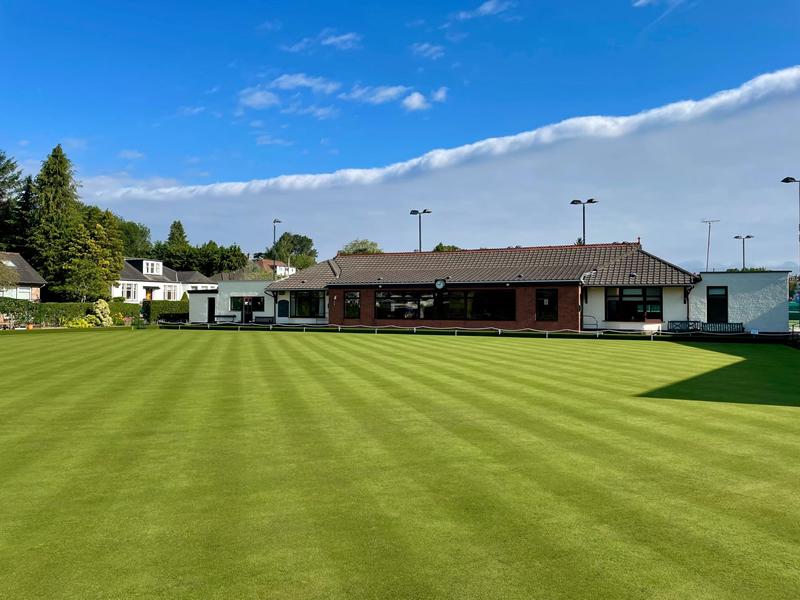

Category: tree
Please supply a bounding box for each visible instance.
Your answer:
[118,219,153,257]
[12,176,37,253]
[261,232,318,269]
[339,239,383,255]
[433,242,460,252]
[154,220,195,271]
[59,217,123,301]
[0,261,19,290]
[0,150,23,250]
[27,145,83,297]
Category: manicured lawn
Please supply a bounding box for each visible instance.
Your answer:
[1,329,799,599]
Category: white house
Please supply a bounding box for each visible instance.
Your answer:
[0,252,46,301]
[112,258,216,304]
[689,271,790,333]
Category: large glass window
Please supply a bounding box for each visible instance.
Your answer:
[605,287,663,322]
[707,287,728,323]
[344,291,361,319]
[122,283,137,301]
[536,289,558,321]
[375,289,516,321]
[290,291,326,318]
[230,296,265,312]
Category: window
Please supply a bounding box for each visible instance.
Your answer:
[231,297,265,311]
[707,286,728,323]
[1,259,14,267]
[164,284,178,301]
[290,291,326,318]
[375,289,516,321]
[605,287,663,322]
[122,283,137,301]
[536,289,559,321]
[15,287,31,300]
[344,291,361,319]
[144,261,161,275]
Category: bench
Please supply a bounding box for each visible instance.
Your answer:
[667,321,702,333]
[214,314,237,323]
[253,316,275,325]
[702,322,745,333]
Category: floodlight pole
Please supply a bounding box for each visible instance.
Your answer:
[570,198,597,245]
[781,177,800,278]
[702,219,719,271]
[409,209,431,252]
[734,235,753,270]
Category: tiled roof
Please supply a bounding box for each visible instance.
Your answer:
[268,260,341,290]
[268,242,697,290]
[0,252,46,286]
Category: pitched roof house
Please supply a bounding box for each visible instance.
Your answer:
[112,258,216,303]
[0,252,46,301]
[264,242,699,330]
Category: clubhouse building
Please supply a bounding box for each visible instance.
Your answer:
[188,241,790,332]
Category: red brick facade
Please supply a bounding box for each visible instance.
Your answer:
[328,285,580,330]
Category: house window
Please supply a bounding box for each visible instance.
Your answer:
[605,287,663,322]
[144,261,161,275]
[16,286,31,300]
[707,286,728,323]
[290,291,326,318]
[375,290,516,321]
[122,283,137,300]
[536,289,559,321]
[164,284,178,301]
[230,297,265,311]
[344,291,361,319]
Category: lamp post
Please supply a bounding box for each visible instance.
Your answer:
[272,218,281,280]
[570,198,597,245]
[734,235,753,270]
[781,177,800,277]
[701,219,720,271]
[409,209,431,252]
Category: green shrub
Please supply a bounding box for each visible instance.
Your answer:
[64,316,92,328]
[142,299,189,323]
[93,299,114,327]
[0,298,141,327]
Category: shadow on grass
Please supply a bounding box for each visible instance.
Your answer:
[641,343,800,407]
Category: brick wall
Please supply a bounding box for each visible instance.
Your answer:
[328,285,580,330]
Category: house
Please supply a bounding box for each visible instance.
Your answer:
[187,241,791,333]
[0,252,46,301]
[265,242,699,331]
[253,259,297,279]
[188,281,274,324]
[111,258,216,304]
[210,259,298,283]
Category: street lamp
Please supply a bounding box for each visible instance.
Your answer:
[701,219,720,271]
[781,176,800,277]
[409,209,431,252]
[734,234,753,270]
[570,198,598,245]
[272,218,281,280]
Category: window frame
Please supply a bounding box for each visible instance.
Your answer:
[290,290,326,318]
[344,291,361,319]
[535,288,559,321]
[605,286,663,322]
[374,289,516,321]
[706,286,729,323]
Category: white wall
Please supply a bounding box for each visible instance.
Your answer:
[690,272,789,332]
[582,286,688,331]
[112,280,216,304]
[188,280,275,322]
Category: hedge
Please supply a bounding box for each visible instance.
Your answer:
[0,298,141,327]
[142,299,189,323]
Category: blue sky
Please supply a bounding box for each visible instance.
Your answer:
[3,1,800,269]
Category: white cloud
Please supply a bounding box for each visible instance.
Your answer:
[82,66,800,270]
[320,31,362,50]
[249,120,265,128]
[340,85,410,105]
[282,103,339,120]
[432,86,448,102]
[411,42,445,60]
[455,0,515,20]
[255,134,291,146]
[282,29,362,53]
[238,86,280,110]
[402,92,431,111]
[271,73,341,94]
[203,85,220,95]
[118,149,145,160]
[258,19,282,31]
[178,106,206,116]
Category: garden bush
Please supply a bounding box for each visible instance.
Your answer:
[0,298,141,327]
[142,299,189,323]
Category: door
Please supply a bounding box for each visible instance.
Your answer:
[243,298,254,323]
[707,286,728,323]
[207,297,215,323]
[145,288,153,301]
